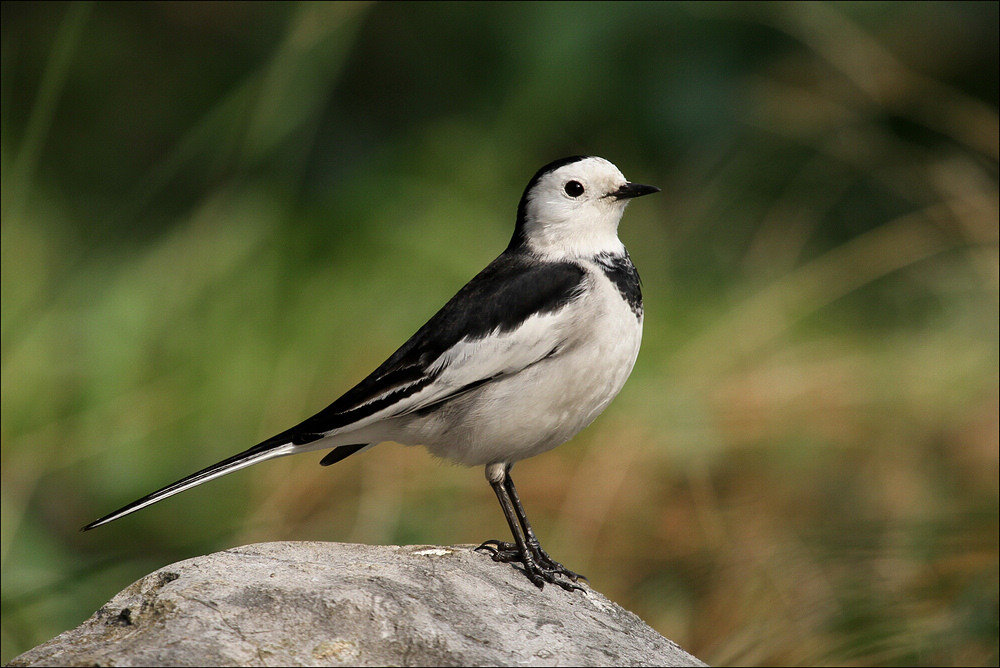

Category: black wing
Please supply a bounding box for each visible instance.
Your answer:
[83,251,586,530]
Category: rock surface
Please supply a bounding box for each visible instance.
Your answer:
[7,542,705,667]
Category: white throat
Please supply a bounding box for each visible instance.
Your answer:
[517,156,636,261]
[522,204,629,260]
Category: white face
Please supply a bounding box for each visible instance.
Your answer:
[521,157,635,259]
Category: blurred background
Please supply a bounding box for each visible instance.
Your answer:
[2,2,997,665]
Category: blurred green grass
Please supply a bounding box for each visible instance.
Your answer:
[2,2,997,665]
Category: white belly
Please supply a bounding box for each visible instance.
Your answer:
[386,274,643,466]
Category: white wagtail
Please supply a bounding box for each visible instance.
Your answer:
[84,156,659,590]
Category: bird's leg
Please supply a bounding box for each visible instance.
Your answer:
[476,463,583,591]
[503,472,587,583]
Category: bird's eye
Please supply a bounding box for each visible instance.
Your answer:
[564,180,585,197]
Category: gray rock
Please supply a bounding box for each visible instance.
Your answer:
[7,542,705,667]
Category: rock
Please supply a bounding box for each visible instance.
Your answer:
[7,542,705,667]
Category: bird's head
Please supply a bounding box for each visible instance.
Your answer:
[510,156,659,259]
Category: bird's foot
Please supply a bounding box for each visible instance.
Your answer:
[475,540,586,591]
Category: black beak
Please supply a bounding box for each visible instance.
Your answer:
[609,182,661,200]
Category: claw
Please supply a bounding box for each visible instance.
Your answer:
[481,467,586,592]
[475,540,521,563]
[474,540,584,591]
[474,539,512,554]
[530,547,587,583]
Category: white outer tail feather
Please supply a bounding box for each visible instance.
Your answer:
[83,442,297,530]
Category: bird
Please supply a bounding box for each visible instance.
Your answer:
[83,155,659,591]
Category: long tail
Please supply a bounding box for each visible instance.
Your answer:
[81,441,299,531]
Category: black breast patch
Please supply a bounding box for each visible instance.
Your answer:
[595,251,643,319]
